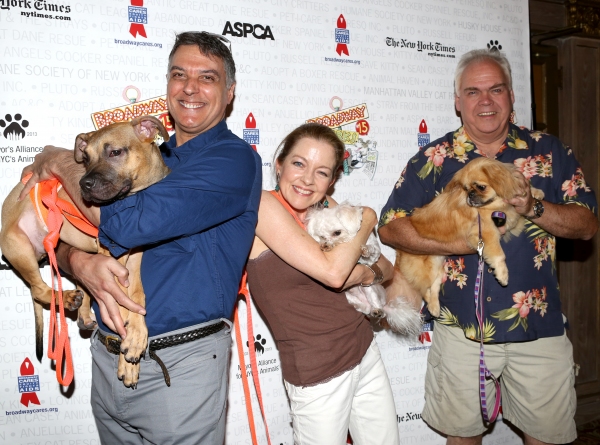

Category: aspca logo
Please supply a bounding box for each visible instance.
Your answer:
[222,21,274,40]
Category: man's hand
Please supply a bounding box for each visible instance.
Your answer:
[507,169,534,217]
[67,249,145,338]
[19,146,73,201]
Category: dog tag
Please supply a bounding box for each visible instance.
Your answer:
[491,211,506,227]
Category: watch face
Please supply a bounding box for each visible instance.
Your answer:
[533,199,544,218]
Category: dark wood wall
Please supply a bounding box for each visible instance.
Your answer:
[530,0,600,425]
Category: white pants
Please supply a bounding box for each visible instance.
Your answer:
[284,340,399,445]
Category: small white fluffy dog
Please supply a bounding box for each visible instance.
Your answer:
[306,203,422,337]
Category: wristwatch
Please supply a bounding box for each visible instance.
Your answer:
[528,198,544,219]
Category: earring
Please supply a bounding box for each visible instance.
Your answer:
[322,197,329,208]
[509,110,516,124]
[275,173,280,192]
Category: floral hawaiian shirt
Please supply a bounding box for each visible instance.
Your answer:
[380,124,597,343]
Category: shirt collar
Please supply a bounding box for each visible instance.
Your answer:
[453,123,522,159]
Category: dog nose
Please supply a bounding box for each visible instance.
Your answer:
[80,176,95,191]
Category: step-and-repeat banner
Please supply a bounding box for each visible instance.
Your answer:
[0,0,531,443]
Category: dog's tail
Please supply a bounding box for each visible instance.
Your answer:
[34,301,44,362]
[383,297,423,338]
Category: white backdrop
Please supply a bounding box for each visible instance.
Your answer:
[0,0,532,443]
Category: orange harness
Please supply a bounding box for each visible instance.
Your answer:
[23,174,98,387]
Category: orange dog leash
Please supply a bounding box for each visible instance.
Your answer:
[24,174,98,386]
[235,270,272,445]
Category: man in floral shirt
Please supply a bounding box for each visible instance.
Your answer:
[379,49,598,445]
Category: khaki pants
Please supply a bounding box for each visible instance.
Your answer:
[422,322,577,443]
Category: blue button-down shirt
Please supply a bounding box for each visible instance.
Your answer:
[380,124,597,343]
[97,121,262,336]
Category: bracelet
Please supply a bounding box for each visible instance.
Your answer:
[361,263,384,287]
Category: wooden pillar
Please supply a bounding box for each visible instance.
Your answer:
[556,36,600,425]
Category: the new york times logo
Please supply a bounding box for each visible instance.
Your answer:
[0,0,71,13]
[386,37,455,54]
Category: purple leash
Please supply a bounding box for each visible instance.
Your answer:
[474,214,502,423]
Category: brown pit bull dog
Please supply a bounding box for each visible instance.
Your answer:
[0,115,170,388]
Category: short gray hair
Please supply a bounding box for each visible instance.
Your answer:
[168,31,236,89]
[454,49,512,95]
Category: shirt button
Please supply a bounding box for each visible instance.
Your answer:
[487,297,492,302]
[487,267,493,273]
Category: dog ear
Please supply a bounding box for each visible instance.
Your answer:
[335,204,363,235]
[74,132,93,163]
[482,161,521,199]
[131,115,170,143]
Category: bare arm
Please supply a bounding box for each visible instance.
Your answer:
[255,191,378,289]
[56,243,144,338]
[19,146,100,225]
[378,217,476,256]
[508,194,598,240]
[341,253,394,290]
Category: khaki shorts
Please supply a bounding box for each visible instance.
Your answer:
[422,322,577,443]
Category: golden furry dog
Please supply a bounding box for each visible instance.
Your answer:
[0,116,170,387]
[395,157,544,317]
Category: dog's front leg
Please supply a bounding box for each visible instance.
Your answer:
[119,249,147,388]
[478,221,509,286]
[97,246,147,388]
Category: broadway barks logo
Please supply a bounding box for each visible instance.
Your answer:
[306,97,378,180]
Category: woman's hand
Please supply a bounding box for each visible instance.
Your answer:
[256,191,378,288]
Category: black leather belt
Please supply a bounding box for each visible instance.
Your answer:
[97,321,226,387]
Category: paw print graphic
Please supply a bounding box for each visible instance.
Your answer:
[487,40,502,52]
[0,113,29,141]
[246,334,267,355]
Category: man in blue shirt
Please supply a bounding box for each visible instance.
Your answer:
[21,32,262,445]
[379,49,597,445]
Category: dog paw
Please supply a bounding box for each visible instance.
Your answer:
[77,313,97,330]
[494,268,509,286]
[427,299,441,318]
[63,289,84,311]
[531,187,545,200]
[118,356,140,388]
[370,308,385,319]
[120,321,148,363]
